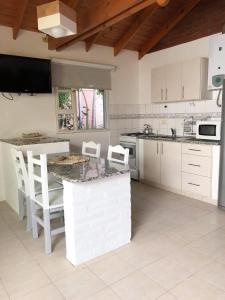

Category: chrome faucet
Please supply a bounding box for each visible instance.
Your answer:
[171,128,176,139]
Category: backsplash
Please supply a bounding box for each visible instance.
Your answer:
[109,100,222,145]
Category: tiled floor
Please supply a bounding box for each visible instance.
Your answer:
[1,181,225,299]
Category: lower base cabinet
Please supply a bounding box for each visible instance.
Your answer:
[143,140,160,184]
[160,142,181,190]
[142,140,181,191]
[140,140,220,204]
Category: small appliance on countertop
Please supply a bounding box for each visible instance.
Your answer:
[196,120,221,141]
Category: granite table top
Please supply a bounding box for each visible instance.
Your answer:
[0,137,70,146]
[49,156,130,183]
[137,135,220,145]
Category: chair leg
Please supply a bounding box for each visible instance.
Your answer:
[43,209,52,255]
[26,196,32,232]
[18,189,25,221]
[30,199,38,239]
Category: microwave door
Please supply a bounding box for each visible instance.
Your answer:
[199,124,217,137]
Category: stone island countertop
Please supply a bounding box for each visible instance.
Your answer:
[49,157,130,183]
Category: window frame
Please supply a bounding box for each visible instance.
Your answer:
[55,87,109,134]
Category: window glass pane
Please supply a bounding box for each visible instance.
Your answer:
[58,114,74,131]
[76,88,105,130]
[58,89,72,110]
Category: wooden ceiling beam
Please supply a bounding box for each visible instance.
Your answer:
[114,4,158,56]
[48,0,161,50]
[138,0,201,59]
[85,32,102,52]
[12,0,29,40]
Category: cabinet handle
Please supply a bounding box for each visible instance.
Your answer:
[157,142,159,154]
[165,88,168,100]
[188,182,200,187]
[188,163,201,167]
[161,89,163,101]
[161,143,163,155]
[188,148,201,152]
[182,86,184,99]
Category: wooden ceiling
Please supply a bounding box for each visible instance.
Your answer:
[1,0,225,59]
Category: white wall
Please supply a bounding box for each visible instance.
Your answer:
[0,25,139,201]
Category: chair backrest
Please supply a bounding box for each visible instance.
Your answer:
[107,145,129,165]
[82,141,101,158]
[11,148,29,196]
[27,151,49,209]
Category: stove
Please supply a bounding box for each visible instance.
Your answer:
[119,132,143,180]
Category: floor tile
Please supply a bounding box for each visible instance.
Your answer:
[111,270,165,300]
[171,273,225,300]
[197,261,225,292]
[37,254,78,281]
[86,288,121,300]
[11,284,64,300]
[0,261,50,298]
[157,293,177,300]
[55,268,106,299]
[88,253,136,285]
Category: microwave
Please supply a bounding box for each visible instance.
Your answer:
[196,121,221,140]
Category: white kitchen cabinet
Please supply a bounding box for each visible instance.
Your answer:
[151,67,165,102]
[181,58,209,101]
[151,57,210,103]
[143,140,161,184]
[165,63,182,102]
[142,140,181,190]
[160,141,182,190]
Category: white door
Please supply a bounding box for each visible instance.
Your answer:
[151,67,165,103]
[165,63,182,102]
[144,140,161,184]
[182,58,201,100]
[160,141,182,190]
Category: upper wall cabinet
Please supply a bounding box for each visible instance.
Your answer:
[151,58,210,103]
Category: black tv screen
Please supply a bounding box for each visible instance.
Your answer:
[0,54,52,93]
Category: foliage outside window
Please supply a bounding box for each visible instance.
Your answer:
[56,88,107,132]
[76,88,105,130]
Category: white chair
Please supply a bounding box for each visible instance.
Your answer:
[11,148,31,231]
[82,141,101,158]
[27,151,64,254]
[107,145,129,165]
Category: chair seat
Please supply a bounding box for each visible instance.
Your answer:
[35,189,64,209]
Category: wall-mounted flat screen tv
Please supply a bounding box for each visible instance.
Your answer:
[0,54,52,93]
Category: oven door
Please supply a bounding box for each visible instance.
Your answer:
[120,142,136,159]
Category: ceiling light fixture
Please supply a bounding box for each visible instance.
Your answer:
[37,0,77,38]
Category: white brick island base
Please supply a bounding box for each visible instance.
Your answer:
[63,172,131,265]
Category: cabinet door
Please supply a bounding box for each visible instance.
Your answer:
[182,58,201,100]
[151,67,165,103]
[165,63,182,102]
[160,142,182,190]
[144,140,161,184]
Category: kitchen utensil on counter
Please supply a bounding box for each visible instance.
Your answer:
[143,124,152,135]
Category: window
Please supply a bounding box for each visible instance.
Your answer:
[56,88,107,132]
[76,88,105,130]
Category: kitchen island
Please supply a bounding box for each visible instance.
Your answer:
[49,158,131,265]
